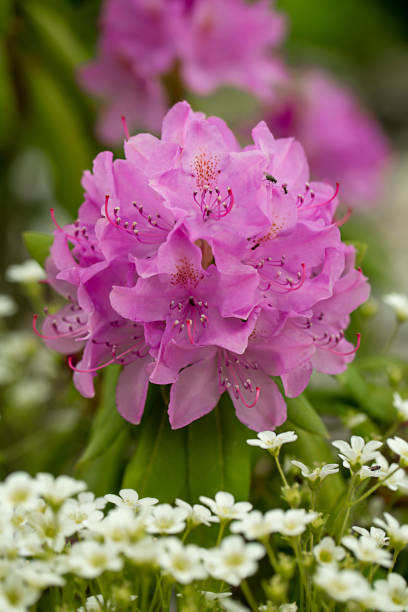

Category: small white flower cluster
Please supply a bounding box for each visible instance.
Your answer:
[331,435,408,491]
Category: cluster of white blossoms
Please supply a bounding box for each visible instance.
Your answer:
[1,429,408,611]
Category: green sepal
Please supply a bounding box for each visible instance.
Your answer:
[77,366,129,466]
[23,231,53,267]
[122,385,188,503]
[286,393,329,438]
[187,393,252,502]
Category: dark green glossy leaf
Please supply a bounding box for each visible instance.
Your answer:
[122,386,188,502]
[187,393,252,502]
[77,366,129,466]
[23,231,53,266]
[286,394,329,438]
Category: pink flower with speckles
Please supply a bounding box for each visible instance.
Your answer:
[265,69,390,206]
[35,102,369,431]
[79,0,286,143]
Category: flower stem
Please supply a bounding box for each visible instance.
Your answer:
[241,579,258,612]
[350,466,401,507]
[274,454,289,488]
[263,537,279,573]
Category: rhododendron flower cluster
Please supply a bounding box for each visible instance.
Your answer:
[79,0,286,143]
[265,69,390,206]
[36,101,369,431]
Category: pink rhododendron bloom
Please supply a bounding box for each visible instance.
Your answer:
[79,0,286,143]
[265,69,390,206]
[35,102,369,431]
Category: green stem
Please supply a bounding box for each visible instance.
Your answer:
[274,454,289,488]
[351,466,401,507]
[383,320,401,354]
[263,537,279,573]
[292,537,311,611]
[241,579,258,612]
[216,520,227,546]
[389,547,401,573]
[336,474,357,542]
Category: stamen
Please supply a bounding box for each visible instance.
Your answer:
[300,182,340,212]
[32,313,87,340]
[121,115,130,141]
[323,333,361,356]
[335,207,353,227]
[67,343,141,374]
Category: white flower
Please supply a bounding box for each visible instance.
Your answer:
[374,513,408,548]
[0,473,40,509]
[104,488,158,512]
[16,560,65,588]
[68,541,123,578]
[91,507,146,548]
[314,566,371,602]
[206,535,264,586]
[342,535,392,567]
[0,295,17,318]
[275,509,318,537]
[246,430,297,452]
[374,573,408,611]
[332,436,382,469]
[145,504,188,534]
[279,605,297,612]
[158,537,207,583]
[6,260,45,283]
[0,574,40,612]
[230,509,284,540]
[76,595,105,612]
[123,535,160,565]
[291,460,339,483]
[352,526,389,547]
[36,473,87,507]
[313,537,345,565]
[394,393,408,422]
[201,591,232,601]
[387,436,408,467]
[384,293,408,322]
[59,496,104,536]
[175,499,219,526]
[28,506,66,553]
[373,453,408,492]
[199,492,252,521]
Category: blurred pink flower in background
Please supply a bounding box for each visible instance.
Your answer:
[265,69,390,206]
[79,0,286,144]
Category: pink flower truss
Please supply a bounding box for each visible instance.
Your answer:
[35,102,369,431]
[79,0,286,143]
[266,69,390,206]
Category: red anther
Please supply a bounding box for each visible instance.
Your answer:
[237,385,261,408]
[325,333,361,357]
[335,207,353,227]
[300,182,340,212]
[32,313,87,340]
[121,115,130,141]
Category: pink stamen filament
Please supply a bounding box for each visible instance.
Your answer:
[121,115,130,141]
[218,351,261,409]
[32,314,88,341]
[193,187,234,221]
[262,262,306,294]
[335,207,353,227]
[300,182,340,212]
[322,333,361,356]
[50,208,81,244]
[67,342,142,374]
[104,195,170,244]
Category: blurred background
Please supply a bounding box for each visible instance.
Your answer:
[0,0,407,485]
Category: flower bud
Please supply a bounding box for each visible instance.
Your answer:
[277,552,296,579]
[281,483,301,507]
[263,574,288,603]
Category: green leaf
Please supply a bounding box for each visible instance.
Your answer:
[76,429,129,497]
[337,364,396,424]
[122,386,188,502]
[187,394,252,502]
[23,0,87,73]
[77,366,129,466]
[23,231,53,266]
[286,394,329,438]
[345,240,368,267]
[0,42,16,144]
